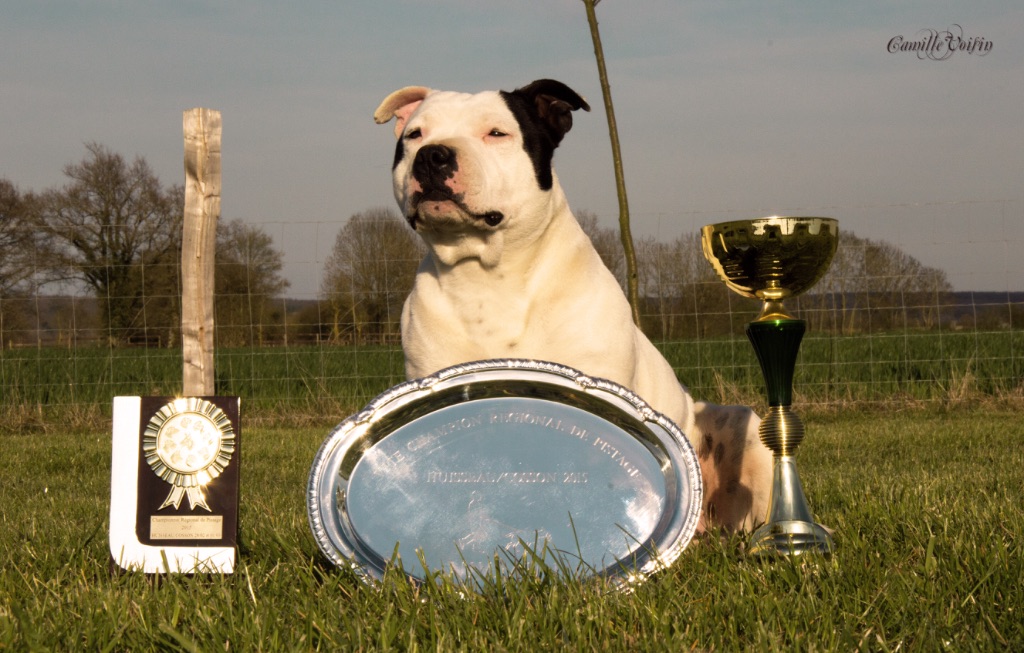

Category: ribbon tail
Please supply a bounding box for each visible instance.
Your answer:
[187,487,212,512]
[159,486,185,511]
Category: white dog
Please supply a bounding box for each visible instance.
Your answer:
[374,79,771,533]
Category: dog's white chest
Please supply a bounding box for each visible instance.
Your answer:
[440,271,532,352]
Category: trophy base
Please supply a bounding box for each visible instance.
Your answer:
[749,455,833,558]
[749,520,833,558]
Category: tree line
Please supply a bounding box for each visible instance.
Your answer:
[310,208,966,345]
[1,144,288,347]
[2,144,991,350]
[576,211,959,340]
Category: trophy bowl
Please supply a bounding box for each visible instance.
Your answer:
[701,217,838,321]
[701,216,838,557]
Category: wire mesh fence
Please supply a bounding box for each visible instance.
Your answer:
[1,200,1021,431]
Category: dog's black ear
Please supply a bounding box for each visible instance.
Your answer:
[501,80,590,191]
[512,79,591,145]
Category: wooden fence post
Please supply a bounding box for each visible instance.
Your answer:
[181,108,221,396]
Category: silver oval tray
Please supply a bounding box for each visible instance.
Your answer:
[307,359,702,588]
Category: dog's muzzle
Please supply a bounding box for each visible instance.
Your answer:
[408,143,504,228]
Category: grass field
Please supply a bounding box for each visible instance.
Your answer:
[2,410,1022,651]
[2,329,1022,431]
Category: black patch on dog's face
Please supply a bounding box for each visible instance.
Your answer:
[499,80,589,191]
[500,90,558,191]
[392,137,405,171]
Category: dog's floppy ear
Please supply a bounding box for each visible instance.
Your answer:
[512,79,591,145]
[374,86,432,139]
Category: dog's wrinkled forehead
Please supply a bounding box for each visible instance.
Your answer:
[375,79,590,191]
[408,91,516,138]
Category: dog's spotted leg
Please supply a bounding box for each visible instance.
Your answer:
[693,401,772,533]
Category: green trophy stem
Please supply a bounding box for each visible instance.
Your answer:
[746,319,833,557]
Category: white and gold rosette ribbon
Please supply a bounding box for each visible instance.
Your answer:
[143,398,236,512]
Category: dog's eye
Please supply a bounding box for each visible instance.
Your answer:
[405,128,422,140]
[487,129,508,138]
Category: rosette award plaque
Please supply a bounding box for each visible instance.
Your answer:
[307,359,703,589]
[109,396,240,573]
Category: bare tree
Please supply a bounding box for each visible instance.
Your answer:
[635,235,676,339]
[0,180,39,297]
[814,230,953,333]
[30,143,182,344]
[0,180,42,345]
[320,208,423,344]
[634,232,734,340]
[673,231,736,338]
[215,219,290,346]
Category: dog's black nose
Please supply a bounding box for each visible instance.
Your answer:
[419,144,454,169]
[413,144,458,186]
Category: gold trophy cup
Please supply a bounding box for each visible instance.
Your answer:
[701,217,837,557]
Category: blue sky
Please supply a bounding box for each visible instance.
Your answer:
[2,1,1021,295]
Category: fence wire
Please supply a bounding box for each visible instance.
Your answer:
[1,200,1021,430]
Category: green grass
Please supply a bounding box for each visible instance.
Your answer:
[2,411,1021,650]
[2,329,1022,432]
[0,344,408,430]
[663,328,1024,407]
